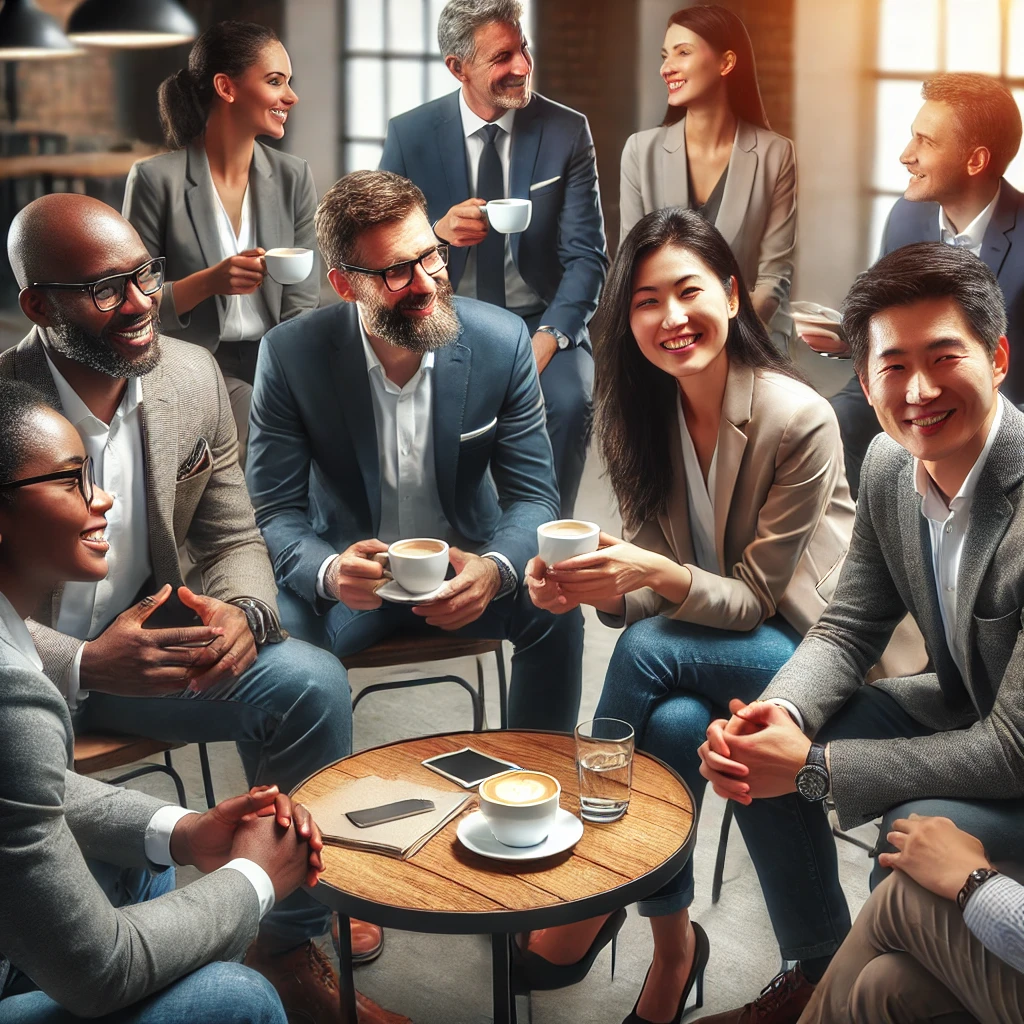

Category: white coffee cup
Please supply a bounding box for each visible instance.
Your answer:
[264,247,314,285]
[484,198,532,234]
[387,538,449,595]
[478,770,561,847]
[536,519,600,566]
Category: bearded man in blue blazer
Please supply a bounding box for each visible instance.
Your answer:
[378,0,608,518]
[246,170,583,731]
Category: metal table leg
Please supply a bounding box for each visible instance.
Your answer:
[334,913,359,1023]
[490,933,518,1024]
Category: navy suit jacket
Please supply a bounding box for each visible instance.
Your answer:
[379,90,608,349]
[881,179,1024,402]
[246,297,560,611]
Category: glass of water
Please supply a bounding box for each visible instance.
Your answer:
[575,717,634,823]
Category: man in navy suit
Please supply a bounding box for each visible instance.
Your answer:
[378,0,608,518]
[829,72,1024,495]
[246,170,583,731]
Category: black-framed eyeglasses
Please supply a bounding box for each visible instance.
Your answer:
[339,245,448,292]
[28,257,166,313]
[0,455,95,507]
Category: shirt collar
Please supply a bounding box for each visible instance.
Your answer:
[358,316,434,379]
[915,395,1004,520]
[939,183,1001,251]
[0,589,44,671]
[43,346,142,432]
[458,88,516,141]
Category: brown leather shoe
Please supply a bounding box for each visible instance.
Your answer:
[245,939,343,1023]
[695,966,815,1023]
[355,991,411,1024]
[332,912,385,965]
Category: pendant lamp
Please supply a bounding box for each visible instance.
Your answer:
[0,0,82,60]
[67,0,198,49]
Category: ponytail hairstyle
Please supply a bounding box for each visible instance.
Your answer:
[158,21,279,149]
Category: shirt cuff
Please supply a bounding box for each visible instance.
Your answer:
[316,554,339,601]
[144,805,198,866]
[767,697,805,733]
[66,642,88,708]
[482,551,518,598]
[218,858,276,919]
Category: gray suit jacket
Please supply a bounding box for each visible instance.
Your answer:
[122,141,319,353]
[0,329,279,689]
[0,613,259,1015]
[763,399,1024,829]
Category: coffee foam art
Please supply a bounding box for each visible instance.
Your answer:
[482,771,557,804]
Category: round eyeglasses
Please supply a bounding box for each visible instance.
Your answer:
[0,455,95,508]
[28,257,166,313]
[338,245,448,292]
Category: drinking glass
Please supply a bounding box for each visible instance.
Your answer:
[575,717,634,822]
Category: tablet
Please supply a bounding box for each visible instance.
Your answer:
[422,747,521,788]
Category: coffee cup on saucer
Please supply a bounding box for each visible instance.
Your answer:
[263,247,314,285]
[536,519,600,566]
[484,198,532,234]
[478,770,561,847]
[387,538,449,595]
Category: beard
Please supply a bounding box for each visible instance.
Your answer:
[491,74,531,110]
[358,277,461,353]
[47,306,162,379]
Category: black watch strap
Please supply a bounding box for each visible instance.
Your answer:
[230,597,288,648]
[958,868,1000,912]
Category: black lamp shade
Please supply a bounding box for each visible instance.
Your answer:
[68,0,198,49]
[0,0,83,60]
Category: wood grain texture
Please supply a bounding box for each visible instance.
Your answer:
[74,733,181,774]
[293,731,694,930]
[340,633,502,670]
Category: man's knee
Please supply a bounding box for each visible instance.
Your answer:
[848,953,918,1023]
[187,962,286,1024]
[541,348,593,430]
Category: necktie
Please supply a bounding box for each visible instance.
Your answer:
[476,123,506,308]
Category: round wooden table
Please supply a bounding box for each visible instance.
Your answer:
[293,730,695,1024]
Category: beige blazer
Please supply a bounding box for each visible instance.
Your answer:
[619,118,796,342]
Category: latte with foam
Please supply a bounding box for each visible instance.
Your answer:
[391,539,446,557]
[481,771,559,805]
[541,521,593,538]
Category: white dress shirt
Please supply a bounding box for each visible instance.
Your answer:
[938,183,1001,256]
[209,168,275,343]
[455,90,545,316]
[915,396,1004,681]
[677,398,719,574]
[0,590,275,918]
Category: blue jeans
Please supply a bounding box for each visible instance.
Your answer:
[594,615,802,917]
[75,638,351,952]
[279,582,584,733]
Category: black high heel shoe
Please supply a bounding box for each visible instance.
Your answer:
[511,906,628,993]
[622,920,710,1024]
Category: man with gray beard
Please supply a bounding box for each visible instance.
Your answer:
[247,170,584,733]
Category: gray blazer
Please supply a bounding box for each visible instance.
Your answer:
[619,117,796,342]
[0,329,280,689]
[122,141,319,353]
[763,399,1024,829]
[0,613,259,1016]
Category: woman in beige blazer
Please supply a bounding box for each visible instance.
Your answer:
[620,5,796,347]
[522,209,853,1023]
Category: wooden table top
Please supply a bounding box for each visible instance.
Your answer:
[293,730,695,934]
[0,149,161,181]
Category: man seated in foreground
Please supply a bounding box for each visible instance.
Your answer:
[695,242,1024,1024]
[0,378,320,1023]
[247,170,584,731]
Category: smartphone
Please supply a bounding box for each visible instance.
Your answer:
[141,588,214,648]
[421,747,521,789]
[345,798,436,828]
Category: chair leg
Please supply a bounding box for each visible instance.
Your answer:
[198,743,217,809]
[610,934,617,980]
[475,656,489,730]
[113,757,188,808]
[712,800,735,905]
[494,646,509,729]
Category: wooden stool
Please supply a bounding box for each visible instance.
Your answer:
[74,733,217,810]
[342,634,508,732]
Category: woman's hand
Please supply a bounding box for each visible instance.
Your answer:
[525,556,583,615]
[205,248,266,296]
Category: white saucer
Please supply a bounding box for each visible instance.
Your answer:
[456,808,584,862]
[377,579,447,605]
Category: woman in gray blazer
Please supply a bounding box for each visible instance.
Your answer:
[620,5,796,346]
[123,21,319,458]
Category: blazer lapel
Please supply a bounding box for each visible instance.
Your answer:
[184,143,227,331]
[432,340,471,517]
[250,143,284,321]
[713,361,753,569]
[659,411,696,566]
[715,120,757,248]
[435,92,471,289]
[659,118,690,210]
[981,179,1019,280]
[330,308,381,533]
[509,99,543,267]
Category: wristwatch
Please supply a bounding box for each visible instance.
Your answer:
[957,867,1000,912]
[795,742,830,802]
[484,553,517,599]
[230,597,289,649]
[536,325,571,350]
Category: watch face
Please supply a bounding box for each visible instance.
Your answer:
[796,765,829,802]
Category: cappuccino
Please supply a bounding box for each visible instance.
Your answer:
[264,246,314,285]
[391,539,446,557]
[537,519,600,566]
[542,521,593,538]
[478,770,561,847]
[387,537,449,594]
[481,771,558,805]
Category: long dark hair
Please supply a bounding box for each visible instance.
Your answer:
[661,5,769,130]
[157,21,279,149]
[594,208,801,531]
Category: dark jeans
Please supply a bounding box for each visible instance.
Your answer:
[213,339,262,469]
[829,376,880,499]
[278,583,584,733]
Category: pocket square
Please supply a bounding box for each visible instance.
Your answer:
[530,176,561,191]
[176,437,212,481]
[459,417,498,442]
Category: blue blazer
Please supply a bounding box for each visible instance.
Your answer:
[246,298,560,611]
[379,90,608,348]
[881,179,1024,402]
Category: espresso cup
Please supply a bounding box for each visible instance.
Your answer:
[387,538,449,595]
[478,770,561,847]
[263,247,314,285]
[536,519,600,566]
[484,198,532,234]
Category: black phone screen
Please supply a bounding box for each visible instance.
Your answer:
[422,749,519,787]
